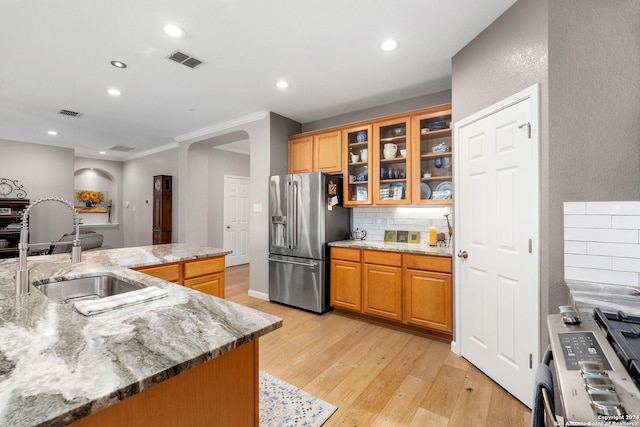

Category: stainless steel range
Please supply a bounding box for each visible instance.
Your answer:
[547,306,640,425]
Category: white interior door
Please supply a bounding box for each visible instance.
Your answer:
[453,85,539,407]
[224,175,250,267]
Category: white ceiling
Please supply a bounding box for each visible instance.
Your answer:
[0,0,517,161]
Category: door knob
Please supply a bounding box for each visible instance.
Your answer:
[457,250,468,259]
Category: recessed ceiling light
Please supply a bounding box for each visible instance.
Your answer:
[107,88,122,96]
[276,80,290,89]
[99,151,106,155]
[163,24,186,39]
[47,130,58,136]
[380,39,399,51]
[110,60,127,69]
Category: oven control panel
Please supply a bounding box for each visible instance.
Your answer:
[559,332,612,370]
[548,314,640,423]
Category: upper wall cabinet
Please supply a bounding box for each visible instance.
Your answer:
[343,124,372,206]
[289,135,314,174]
[289,130,342,174]
[288,103,452,206]
[412,107,453,205]
[374,116,411,205]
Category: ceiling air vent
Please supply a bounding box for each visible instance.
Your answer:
[58,109,82,117]
[167,50,204,69]
[106,145,136,152]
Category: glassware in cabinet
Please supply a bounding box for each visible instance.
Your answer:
[374,117,411,204]
[343,125,372,206]
[412,106,452,204]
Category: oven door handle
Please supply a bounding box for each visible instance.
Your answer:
[542,345,557,427]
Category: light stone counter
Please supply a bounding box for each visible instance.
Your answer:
[328,239,453,257]
[0,244,282,427]
[567,280,640,316]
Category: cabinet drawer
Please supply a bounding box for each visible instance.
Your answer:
[404,254,452,273]
[184,273,225,298]
[184,257,225,279]
[135,263,182,283]
[363,250,402,267]
[331,247,361,262]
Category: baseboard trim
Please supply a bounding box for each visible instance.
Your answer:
[248,289,269,301]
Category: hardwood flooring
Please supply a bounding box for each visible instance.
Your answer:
[226,264,532,426]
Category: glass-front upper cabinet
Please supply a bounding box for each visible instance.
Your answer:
[343,124,372,206]
[374,116,411,205]
[411,106,452,205]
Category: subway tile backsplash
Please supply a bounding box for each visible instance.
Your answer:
[564,201,640,286]
[351,206,452,245]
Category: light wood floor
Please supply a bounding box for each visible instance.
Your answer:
[226,264,532,426]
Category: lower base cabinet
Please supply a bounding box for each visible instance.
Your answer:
[404,269,452,332]
[362,250,403,321]
[134,255,226,298]
[330,248,452,338]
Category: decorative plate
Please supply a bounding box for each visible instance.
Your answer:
[435,181,453,194]
[420,183,431,200]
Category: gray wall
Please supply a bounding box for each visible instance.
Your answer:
[122,148,179,247]
[270,112,301,175]
[302,90,452,132]
[452,0,640,357]
[0,139,75,244]
[548,0,640,316]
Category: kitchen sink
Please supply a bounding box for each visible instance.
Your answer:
[34,275,146,304]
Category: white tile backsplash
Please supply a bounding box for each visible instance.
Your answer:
[564,201,640,286]
[586,201,640,215]
[352,206,452,245]
[563,214,611,229]
[564,228,639,244]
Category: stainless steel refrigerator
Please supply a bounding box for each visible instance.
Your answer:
[269,172,350,313]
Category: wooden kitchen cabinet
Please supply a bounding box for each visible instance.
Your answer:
[314,131,342,172]
[411,106,453,205]
[288,103,453,207]
[134,255,226,298]
[329,247,452,340]
[330,247,362,311]
[374,117,412,205]
[289,135,314,173]
[363,250,403,321]
[343,124,372,206]
[289,131,342,174]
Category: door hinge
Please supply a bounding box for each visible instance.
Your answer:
[529,353,533,369]
[528,239,532,254]
[518,122,531,139]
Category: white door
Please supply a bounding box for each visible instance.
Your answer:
[223,175,250,267]
[453,85,539,406]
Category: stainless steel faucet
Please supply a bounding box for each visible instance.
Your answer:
[16,196,82,296]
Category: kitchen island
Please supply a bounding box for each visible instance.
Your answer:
[0,244,282,427]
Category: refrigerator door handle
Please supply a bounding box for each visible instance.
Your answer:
[292,179,299,249]
[268,257,318,267]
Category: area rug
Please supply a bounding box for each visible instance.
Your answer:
[260,371,338,427]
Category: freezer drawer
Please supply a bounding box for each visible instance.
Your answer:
[268,255,327,313]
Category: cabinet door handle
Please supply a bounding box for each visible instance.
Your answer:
[457,250,468,259]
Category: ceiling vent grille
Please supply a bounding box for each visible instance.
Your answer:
[167,50,204,69]
[106,145,136,152]
[58,109,82,117]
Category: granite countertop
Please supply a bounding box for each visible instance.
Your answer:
[0,244,282,427]
[566,279,640,316]
[329,239,453,257]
